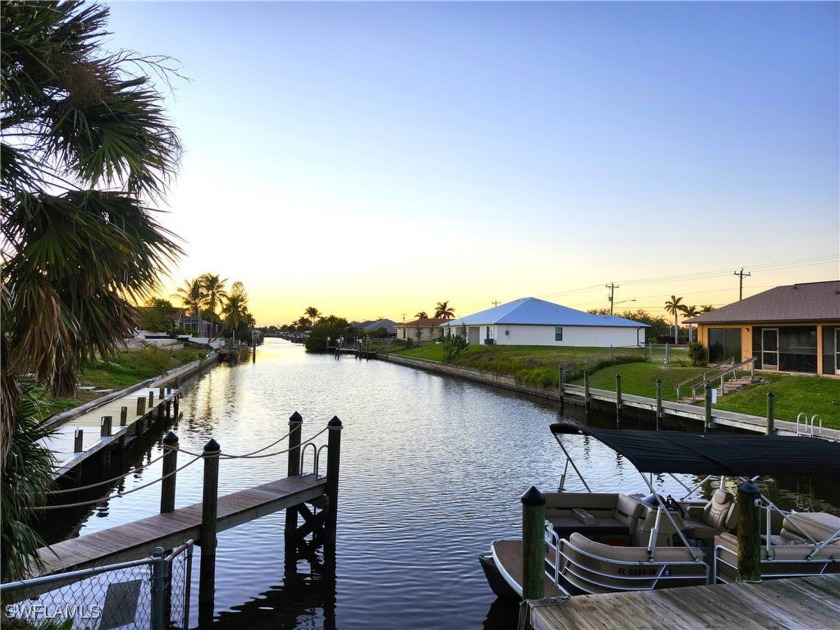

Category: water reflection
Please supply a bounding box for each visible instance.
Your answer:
[40,339,840,628]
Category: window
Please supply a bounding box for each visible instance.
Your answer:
[555,327,563,341]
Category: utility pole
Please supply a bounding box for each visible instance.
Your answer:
[606,283,619,315]
[491,300,500,307]
[734,268,751,300]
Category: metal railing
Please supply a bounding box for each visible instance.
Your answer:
[1,541,193,630]
[682,358,756,403]
[675,358,735,401]
[796,413,823,437]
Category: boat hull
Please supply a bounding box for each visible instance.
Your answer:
[478,553,520,599]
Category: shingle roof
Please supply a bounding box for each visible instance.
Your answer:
[685,281,840,325]
[400,317,448,327]
[440,297,647,328]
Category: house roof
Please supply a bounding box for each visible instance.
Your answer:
[685,281,840,325]
[440,297,648,328]
[399,317,448,327]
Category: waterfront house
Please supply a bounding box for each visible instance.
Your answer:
[440,297,647,347]
[684,280,840,376]
[396,317,448,343]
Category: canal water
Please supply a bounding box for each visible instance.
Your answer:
[45,339,840,628]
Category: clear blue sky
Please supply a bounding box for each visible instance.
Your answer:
[105,1,839,325]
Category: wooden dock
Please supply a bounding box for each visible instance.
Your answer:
[39,385,182,480]
[34,474,326,576]
[528,575,840,630]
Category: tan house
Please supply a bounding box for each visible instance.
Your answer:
[685,280,840,376]
[396,317,448,343]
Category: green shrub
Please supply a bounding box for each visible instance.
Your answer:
[687,342,707,366]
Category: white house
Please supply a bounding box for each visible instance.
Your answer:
[395,317,448,343]
[440,297,647,348]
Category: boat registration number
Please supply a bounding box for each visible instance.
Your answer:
[617,568,658,576]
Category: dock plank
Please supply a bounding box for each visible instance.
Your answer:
[529,575,840,630]
[32,474,326,577]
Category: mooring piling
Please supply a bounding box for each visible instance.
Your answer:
[521,486,545,601]
[615,374,622,428]
[160,432,179,514]
[655,379,663,431]
[766,392,775,435]
[73,429,84,452]
[704,384,713,432]
[199,438,220,628]
[285,412,303,537]
[325,416,343,544]
[737,479,762,583]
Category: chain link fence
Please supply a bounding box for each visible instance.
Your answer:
[1,541,192,629]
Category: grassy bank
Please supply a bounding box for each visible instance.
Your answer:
[40,346,209,417]
[389,342,839,429]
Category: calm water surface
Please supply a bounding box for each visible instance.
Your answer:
[46,339,840,629]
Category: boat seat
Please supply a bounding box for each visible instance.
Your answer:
[546,493,643,540]
[781,512,840,545]
[682,489,737,544]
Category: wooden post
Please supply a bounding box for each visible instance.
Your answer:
[158,386,165,400]
[173,394,180,420]
[166,398,172,421]
[583,370,591,415]
[137,396,146,416]
[160,431,179,514]
[120,406,128,426]
[100,415,112,437]
[199,438,220,628]
[74,429,84,452]
[324,416,343,544]
[736,480,762,583]
[521,486,545,601]
[655,379,663,431]
[766,392,775,436]
[285,412,303,537]
[558,366,565,417]
[615,374,622,428]
[148,390,155,409]
[704,384,713,432]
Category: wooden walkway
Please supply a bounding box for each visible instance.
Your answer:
[34,474,326,577]
[528,574,840,630]
[39,386,181,479]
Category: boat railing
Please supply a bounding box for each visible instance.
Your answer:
[796,413,823,437]
[712,545,839,584]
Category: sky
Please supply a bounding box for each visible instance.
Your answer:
[104,1,839,326]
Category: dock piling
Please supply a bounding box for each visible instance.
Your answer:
[736,480,762,583]
[704,384,713,432]
[521,486,545,601]
[655,379,663,430]
[325,416,343,544]
[285,412,303,537]
[100,415,112,437]
[199,438,220,627]
[558,366,565,418]
[148,391,154,409]
[73,429,83,452]
[120,406,128,426]
[173,394,180,420]
[160,432,179,514]
[615,374,622,428]
[583,370,591,417]
[766,392,775,435]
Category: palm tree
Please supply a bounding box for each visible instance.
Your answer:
[681,305,700,343]
[415,311,428,320]
[434,301,455,320]
[1,1,182,579]
[174,278,205,320]
[701,305,716,313]
[305,306,321,325]
[664,296,684,344]
[200,273,228,320]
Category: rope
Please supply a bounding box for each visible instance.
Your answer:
[45,449,171,495]
[29,455,202,511]
[222,424,299,458]
[177,425,328,460]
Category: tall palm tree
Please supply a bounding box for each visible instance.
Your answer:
[700,305,716,313]
[1,0,182,578]
[681,305,700,343]
[200,273,228,320]
[415,311,428,320]
[664,296,684,344]
[305,306,321,324]
[434,301,455,320]
[174,278,205,320]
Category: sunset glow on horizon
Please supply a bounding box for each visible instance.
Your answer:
[105,2,838,326]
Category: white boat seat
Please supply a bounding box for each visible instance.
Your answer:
[683,489,737,543]
[781,512,840,545]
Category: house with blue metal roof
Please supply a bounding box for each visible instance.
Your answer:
[440,297,648,348]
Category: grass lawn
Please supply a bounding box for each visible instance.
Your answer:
[388,342,840,429]
[35,346,209,418]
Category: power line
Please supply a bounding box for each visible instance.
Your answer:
[734,268,752,300]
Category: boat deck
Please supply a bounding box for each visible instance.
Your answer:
[494,539,565,599]
[528,574,840,630]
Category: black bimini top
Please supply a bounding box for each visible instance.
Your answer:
[550,422,840,479]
